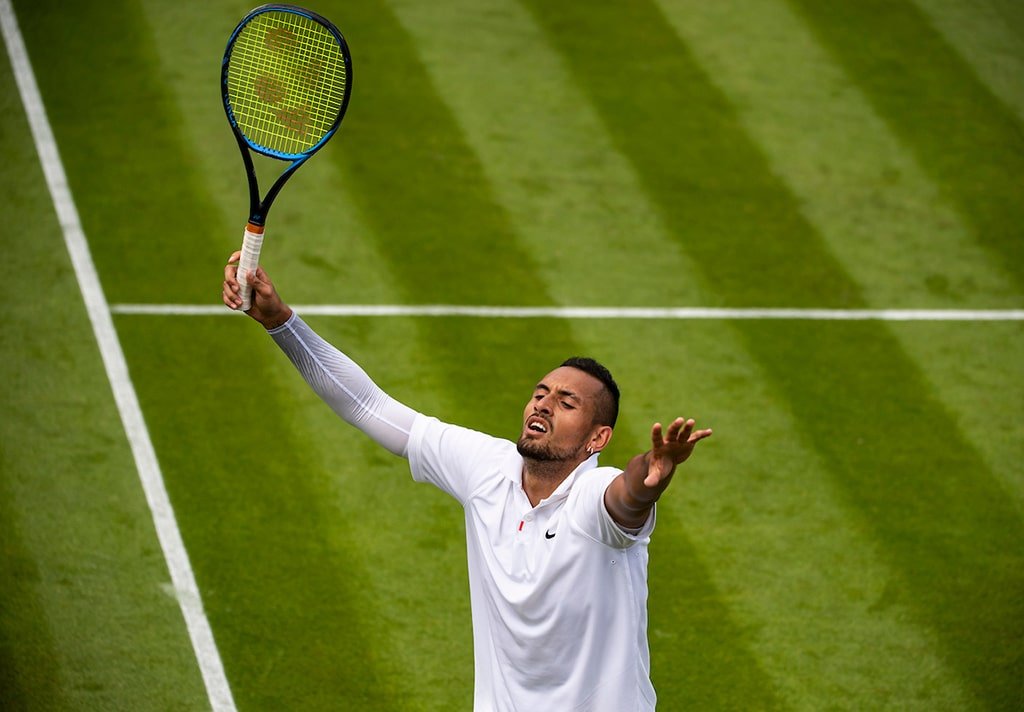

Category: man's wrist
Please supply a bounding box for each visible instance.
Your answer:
[624,452,659,508]
[261,306,294,331]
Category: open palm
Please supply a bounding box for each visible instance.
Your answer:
[644,417,713,488]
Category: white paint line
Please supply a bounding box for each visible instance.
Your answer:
[110,303,1024,321]
[0,3,236,710]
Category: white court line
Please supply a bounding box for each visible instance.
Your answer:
[111,303,1024,321]
[0,3,236,710]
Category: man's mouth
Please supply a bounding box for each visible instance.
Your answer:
[526,416,549,434]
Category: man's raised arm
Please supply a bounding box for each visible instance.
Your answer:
[223,253,418,457]
[603,418,713,529]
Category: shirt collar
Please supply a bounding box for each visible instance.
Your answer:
[549,452,600,498]
[506,449,601,499]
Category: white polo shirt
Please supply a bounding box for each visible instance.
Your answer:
[407,414,657,712]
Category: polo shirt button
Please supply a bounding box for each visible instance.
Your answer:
[524,514,534,522]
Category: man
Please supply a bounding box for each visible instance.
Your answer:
[222,256,712,711]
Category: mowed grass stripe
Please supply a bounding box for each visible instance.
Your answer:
[745,321,1024,708]
[789,0,1024,289]
[383,0,709,309]
[656,0,1020,311]
[654,0,1024,514]
[328,0,546,307]
[912,0,1024,123]
[0,22,209,709]
[519,1,871,309]
[886,322,1024,509]
[0,30,68,708]
[524,1,1023,706]
[0,480,66,710]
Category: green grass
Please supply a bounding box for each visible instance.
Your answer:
[2,0,1022,709]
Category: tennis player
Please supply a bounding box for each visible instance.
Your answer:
[222,258,712,711]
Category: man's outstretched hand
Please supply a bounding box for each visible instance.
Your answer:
[604,417,712,529]
[644,418,713,488]
[222,251,292,330]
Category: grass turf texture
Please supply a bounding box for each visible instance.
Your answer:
[3,0,1022,709]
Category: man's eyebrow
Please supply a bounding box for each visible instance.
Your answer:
[535,383,581,402]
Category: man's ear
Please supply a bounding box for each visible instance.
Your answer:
[590,425,613,453]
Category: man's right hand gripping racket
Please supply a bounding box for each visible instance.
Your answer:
[222,4,352,310]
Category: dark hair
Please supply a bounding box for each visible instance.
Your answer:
[560,356,620,428]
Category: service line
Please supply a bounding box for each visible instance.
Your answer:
[111,303,1024,321]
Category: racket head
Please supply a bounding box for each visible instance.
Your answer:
[222,4,352,161]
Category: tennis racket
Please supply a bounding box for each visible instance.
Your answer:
[222,3,352,310]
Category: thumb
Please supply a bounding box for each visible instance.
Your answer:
[644,454,666,488]
[251,267,273,295]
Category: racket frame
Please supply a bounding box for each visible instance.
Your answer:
[221,3,352,308]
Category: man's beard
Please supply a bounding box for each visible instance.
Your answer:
[516,435,580,462]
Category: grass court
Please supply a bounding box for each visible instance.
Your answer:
[2,0,1022,709]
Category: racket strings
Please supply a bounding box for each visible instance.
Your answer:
[226,10,348,158]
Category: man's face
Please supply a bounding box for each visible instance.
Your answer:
[516,366,608,462]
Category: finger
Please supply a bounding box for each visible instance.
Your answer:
[674,418,697,442]
[651,422,664,450]
[251,266,268,289]
[222,275,240,294]
[222,282,241,307]
[665,417,685,441]
[688,428,713,444]
[224,251,242,275]
[223,278,244,308]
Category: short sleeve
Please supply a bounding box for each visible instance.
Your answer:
[406,414,510,504]
[567,468,656,549]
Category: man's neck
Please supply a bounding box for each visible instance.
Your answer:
[521,458,583,507]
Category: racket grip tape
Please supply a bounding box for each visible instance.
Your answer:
[237,223,265,311]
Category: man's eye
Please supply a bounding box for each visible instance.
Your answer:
[562,402,574,409]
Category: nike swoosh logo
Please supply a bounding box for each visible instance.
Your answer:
[545,530,556,539]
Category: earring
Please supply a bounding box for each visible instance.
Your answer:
[587,446,594,455]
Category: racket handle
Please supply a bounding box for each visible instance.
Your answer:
[237,223,265,311]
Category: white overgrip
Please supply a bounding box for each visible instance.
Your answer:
[237,223,264,311]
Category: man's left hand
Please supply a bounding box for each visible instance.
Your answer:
[644,418,713,488]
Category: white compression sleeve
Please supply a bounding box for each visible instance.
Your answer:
[268,313,418,457]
